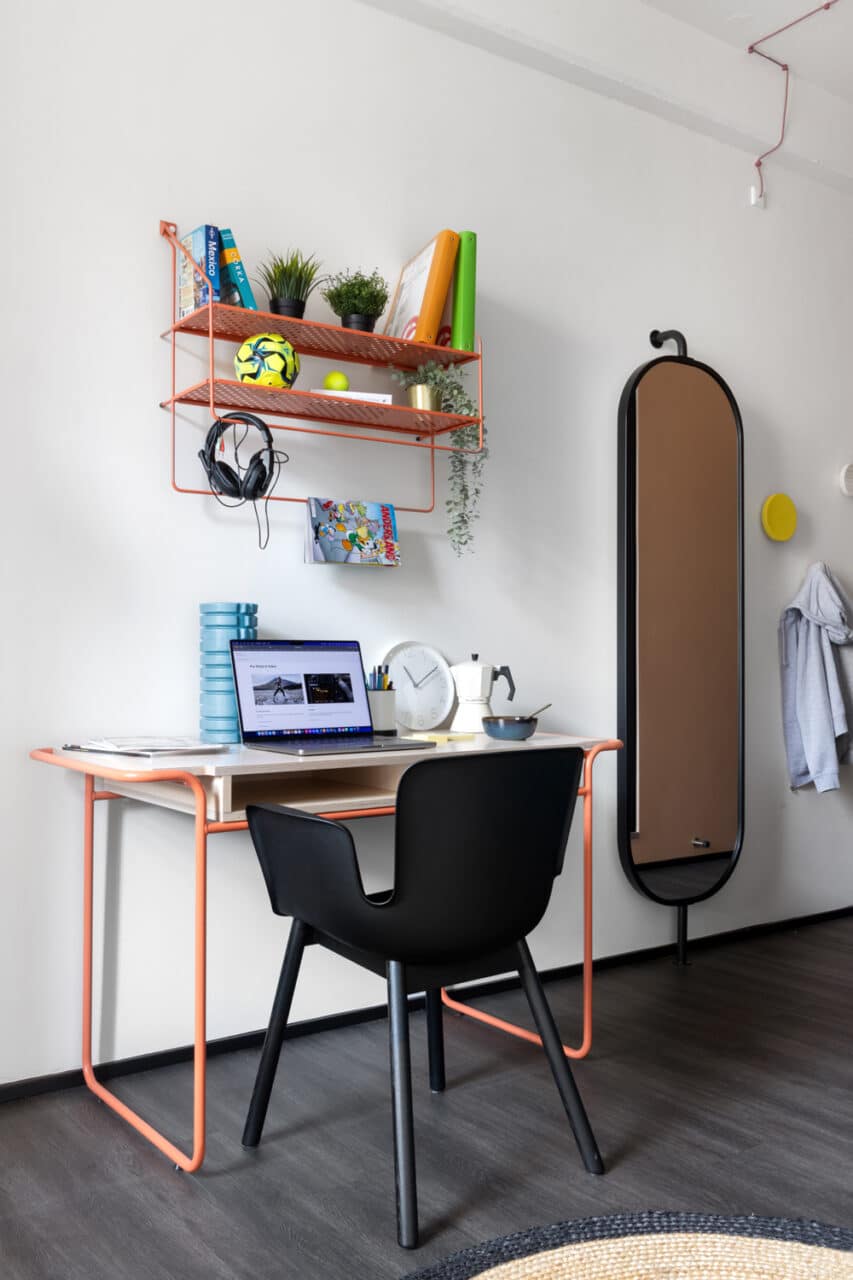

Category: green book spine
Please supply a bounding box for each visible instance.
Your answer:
[450,230,477,351]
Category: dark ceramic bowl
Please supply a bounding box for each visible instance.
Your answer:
[482,715,538,741]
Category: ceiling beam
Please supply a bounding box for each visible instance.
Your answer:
[358,0,853,195]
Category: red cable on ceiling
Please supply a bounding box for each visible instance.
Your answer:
[747,1,841,199]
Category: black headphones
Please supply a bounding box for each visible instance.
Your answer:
[198,412,275,501]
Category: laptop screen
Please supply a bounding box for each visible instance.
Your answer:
[231,640,373,743]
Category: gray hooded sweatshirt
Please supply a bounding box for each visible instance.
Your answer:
[779,562,853,792]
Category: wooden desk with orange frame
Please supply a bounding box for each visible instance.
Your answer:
[30,733,619,1173]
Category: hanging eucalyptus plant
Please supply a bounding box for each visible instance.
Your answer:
[391,361,487,555]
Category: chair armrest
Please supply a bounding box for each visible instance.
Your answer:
[246,804,382,937]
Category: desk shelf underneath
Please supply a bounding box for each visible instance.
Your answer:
[225,765,403,821]
[101,763,406,823]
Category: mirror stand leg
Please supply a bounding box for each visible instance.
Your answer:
[675,904,690,966]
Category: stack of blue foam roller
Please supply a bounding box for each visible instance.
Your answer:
[200,602,258,743]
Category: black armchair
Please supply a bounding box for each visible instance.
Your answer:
[242,748,602,1249]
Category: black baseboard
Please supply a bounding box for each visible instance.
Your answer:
[3,902,850,1106]
[0,1003,389,1106]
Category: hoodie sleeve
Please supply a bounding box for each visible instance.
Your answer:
[795,620,845,792]
[780,611,810,788]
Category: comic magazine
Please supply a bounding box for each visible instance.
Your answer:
[305,498,401,566]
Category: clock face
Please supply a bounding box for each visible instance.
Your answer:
[383,642,456,732]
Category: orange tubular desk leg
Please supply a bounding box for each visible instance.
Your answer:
[84,771,208,1170]
[30,748,395,1174]
[441,740,621,1060]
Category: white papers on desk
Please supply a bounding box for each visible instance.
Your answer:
[64,737,227,756]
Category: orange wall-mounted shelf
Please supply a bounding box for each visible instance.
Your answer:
[162,378,478,438]
[159,219,485,513]
[168,302,479,373]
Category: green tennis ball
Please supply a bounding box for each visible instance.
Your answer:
[323,370,350,391]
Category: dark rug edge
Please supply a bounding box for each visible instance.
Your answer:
[403,1211,853,1280]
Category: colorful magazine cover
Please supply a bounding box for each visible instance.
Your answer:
[305,498,400,566]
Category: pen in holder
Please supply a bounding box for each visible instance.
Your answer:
[367,689,397,735]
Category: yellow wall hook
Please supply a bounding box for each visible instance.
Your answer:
[761,493,797,542]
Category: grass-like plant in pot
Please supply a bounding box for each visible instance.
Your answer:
[391,362,487,554]
[256,251,323,318]
[322,269,389,332]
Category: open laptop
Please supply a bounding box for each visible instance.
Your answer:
[230,639,435,756]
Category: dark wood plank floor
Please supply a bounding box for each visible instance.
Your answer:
[634,853,730,899]
[1,918,851,1279]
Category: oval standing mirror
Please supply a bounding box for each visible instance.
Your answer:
[617,330,744,959]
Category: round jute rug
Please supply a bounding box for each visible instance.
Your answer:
[403,1212,853,1280]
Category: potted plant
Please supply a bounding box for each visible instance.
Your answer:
[322,269,389,332]
[391,362,488,554]
[390,360,444,411]
[256,250,323,318]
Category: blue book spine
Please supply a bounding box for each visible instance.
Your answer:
[219,228,257,310]
[179,224,220,317]
[202,225,220,299]
[231,256,256,310]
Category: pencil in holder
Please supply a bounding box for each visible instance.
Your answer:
[367,689,397,735]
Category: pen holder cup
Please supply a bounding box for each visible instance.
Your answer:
[367,689,397,735]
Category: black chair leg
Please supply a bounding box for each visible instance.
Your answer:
[515,939,604,1175]
[425,989,446,1093]
[388,961,418,1249]
[242,918,307,1148]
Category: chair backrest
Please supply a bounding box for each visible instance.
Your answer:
[388,747,584,962]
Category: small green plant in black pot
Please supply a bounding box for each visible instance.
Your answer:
[322,269,390,332]
[256,250,323,318]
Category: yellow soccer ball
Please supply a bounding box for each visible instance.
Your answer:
[234,333,299,389]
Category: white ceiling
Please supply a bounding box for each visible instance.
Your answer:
[641,0,853,103]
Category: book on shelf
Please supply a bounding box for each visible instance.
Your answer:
[305,498,401,567]
[384,230,460,345]
[436,278,453,347]
[219,228,257,310]
[309,389,393,404]
[436,230,477,350]
[451,230,477,351]
[62,737,227,757]
[178,225,221,319]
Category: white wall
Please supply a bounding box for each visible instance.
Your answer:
[2,0,852,1083]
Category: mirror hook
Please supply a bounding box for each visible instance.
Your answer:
[650,329,688,358]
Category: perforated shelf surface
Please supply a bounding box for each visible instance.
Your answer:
[163,378,479,438]
[170,304,480,371]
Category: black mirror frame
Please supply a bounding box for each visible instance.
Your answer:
[617,338,745,909]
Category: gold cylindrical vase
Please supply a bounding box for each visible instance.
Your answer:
[407,384,442,411]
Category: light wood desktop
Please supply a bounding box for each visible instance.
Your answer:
[31,732,619,1173]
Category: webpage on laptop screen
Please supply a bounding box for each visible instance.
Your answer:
[232,641,372,738]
